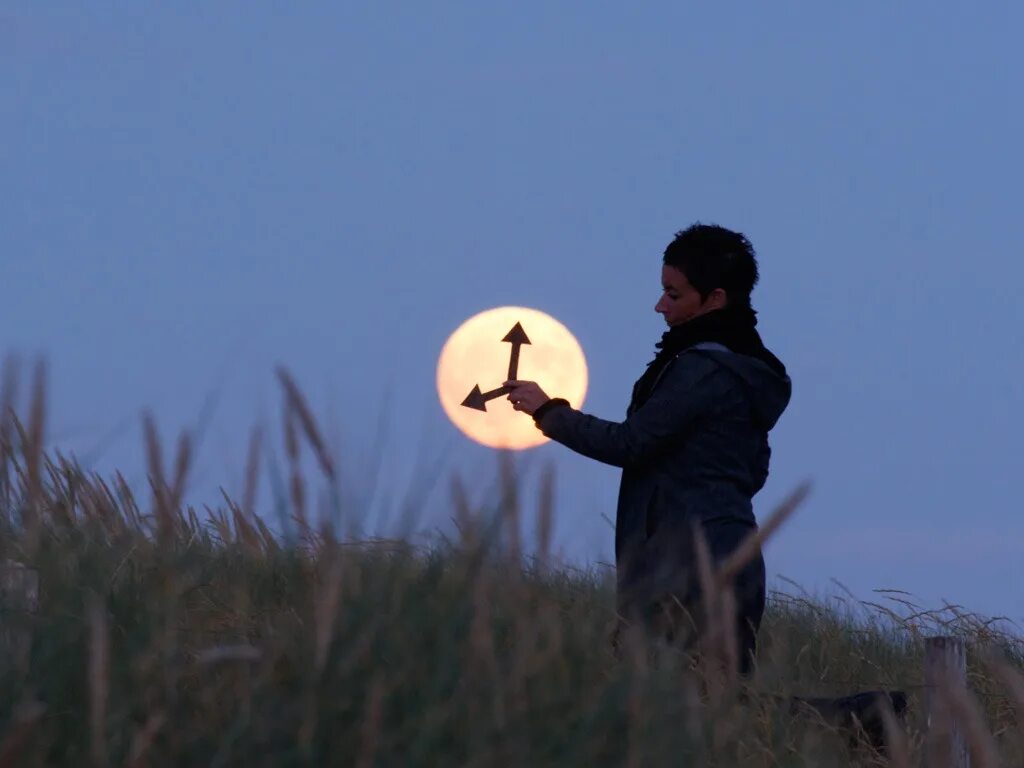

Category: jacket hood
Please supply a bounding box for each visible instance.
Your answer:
[692,344,792,431]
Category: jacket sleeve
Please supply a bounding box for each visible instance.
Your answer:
[533,351,729,467]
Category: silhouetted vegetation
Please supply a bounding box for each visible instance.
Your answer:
[1,360,1021,766]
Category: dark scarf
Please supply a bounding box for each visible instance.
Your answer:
[631,305,787,410]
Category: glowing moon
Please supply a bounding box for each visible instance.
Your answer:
[437,306,588,450]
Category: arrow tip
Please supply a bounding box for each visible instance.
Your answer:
[502,322,531,345]
[460,384,488,411]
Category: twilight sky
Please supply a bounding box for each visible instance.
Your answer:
[2,4,1022,622]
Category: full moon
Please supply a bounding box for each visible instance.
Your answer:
[437,306,588,450]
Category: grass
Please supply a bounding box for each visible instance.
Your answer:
[1,359,1022,767]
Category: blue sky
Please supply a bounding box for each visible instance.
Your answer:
[2,4,1022,621]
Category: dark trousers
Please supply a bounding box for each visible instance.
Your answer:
[614,519,766,676]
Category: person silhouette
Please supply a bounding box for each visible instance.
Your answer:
[505,223,791,675]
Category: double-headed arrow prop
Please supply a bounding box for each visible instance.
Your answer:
[461,322,531,411]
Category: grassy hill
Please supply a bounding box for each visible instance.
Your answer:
[1,365,1022,766]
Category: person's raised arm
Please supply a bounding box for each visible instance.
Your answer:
[532,352,728,467]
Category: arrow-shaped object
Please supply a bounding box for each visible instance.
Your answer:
[503,321,531,380]
[460,383,513,411]
[461,322,533,412]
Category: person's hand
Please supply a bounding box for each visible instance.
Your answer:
[503,380,550,416]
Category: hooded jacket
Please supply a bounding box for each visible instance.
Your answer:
[533,340,791,611]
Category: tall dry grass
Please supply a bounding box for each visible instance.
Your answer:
[0,358,1021,766]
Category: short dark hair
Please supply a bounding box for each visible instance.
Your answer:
[663,223,759,308]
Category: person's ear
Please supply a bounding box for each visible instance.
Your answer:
[707,288,728,311]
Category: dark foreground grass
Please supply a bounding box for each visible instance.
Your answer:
[1,362,1022,766]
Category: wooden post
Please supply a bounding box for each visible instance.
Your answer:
[1,559,39,670]
[925,635,969,768]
